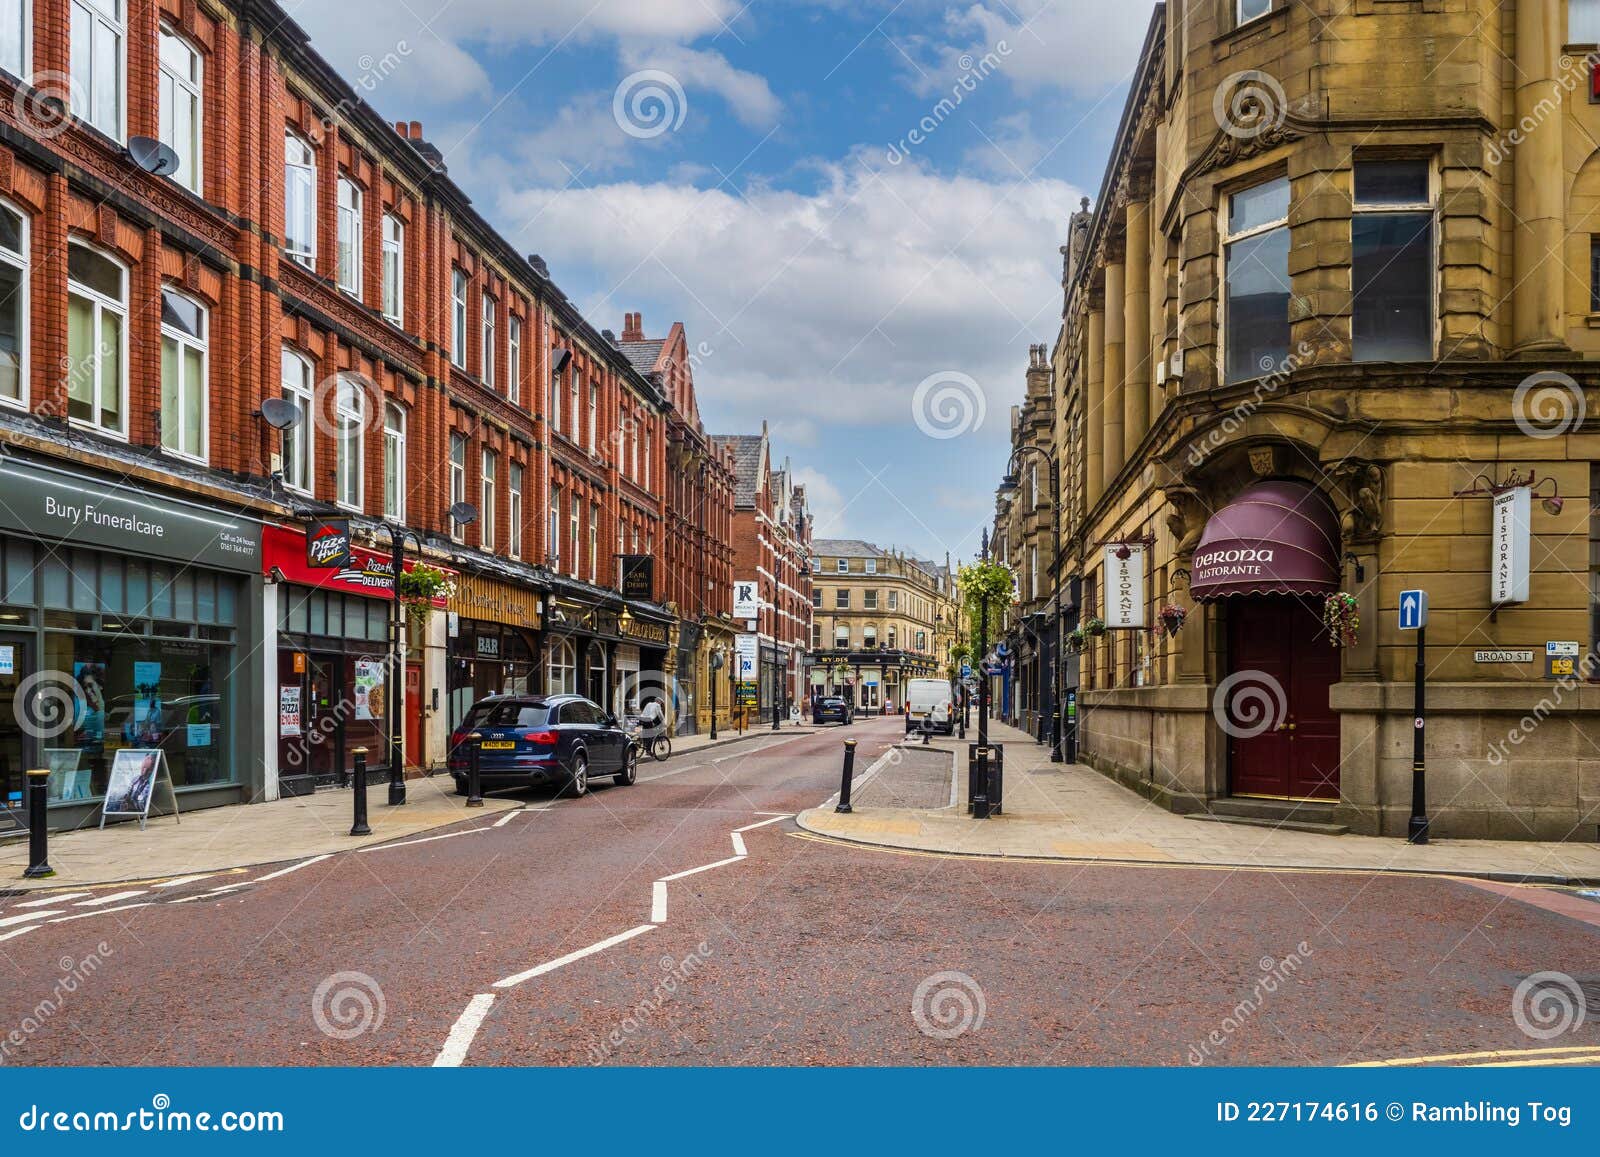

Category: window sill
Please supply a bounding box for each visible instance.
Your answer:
[68,418,128,443]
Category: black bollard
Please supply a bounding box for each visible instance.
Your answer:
[466,731,484,808]
[835,738,857,814]
[23,768,52,878]
[350,747,371,836]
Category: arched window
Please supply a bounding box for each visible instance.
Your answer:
[547,638,576,695]
[66,241,126,435]
[284,133,316,266]
[336,176,362,295]
[157,27,202,194]
[159,287,206,460]
[280,348,313,493]
[0,200,29,406]
[334,376,365,510]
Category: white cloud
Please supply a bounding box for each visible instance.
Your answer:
[619,44,782,130]
[948,0,1158,97]
[791,466,846,532]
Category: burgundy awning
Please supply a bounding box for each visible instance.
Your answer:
[1188,480,1341,601]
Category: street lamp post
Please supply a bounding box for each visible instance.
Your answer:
[709,645,724,741]
[999,446,1065,763]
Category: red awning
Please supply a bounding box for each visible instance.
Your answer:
[1188,480,1341,601]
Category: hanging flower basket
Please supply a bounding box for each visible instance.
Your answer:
[1064,627,1087,654]
[396,563,452,622]
[1323,591,1360,648]
[1157,603,1187,638]
[1083,617,1107,638]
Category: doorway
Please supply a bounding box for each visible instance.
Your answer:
[405,662,423,771]
[1225,596,1341,801]
[0,633,32,832]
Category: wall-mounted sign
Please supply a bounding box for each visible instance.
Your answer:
[735,633,758,679]
[448,574,542,630]
[279,686,303,737]
[1545,640,1581,680]
[1473,650,1534,664]
[305,518,351,569]
[1103,545,1146,629]
[620,555,654,601]
[733,580,760,621]
[1491,487,1531,605]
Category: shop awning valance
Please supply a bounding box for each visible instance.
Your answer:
[1188,480,1341,601]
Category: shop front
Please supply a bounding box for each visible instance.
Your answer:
[542,593,673,720]
[0,456,264,829]
[445,571,544,734]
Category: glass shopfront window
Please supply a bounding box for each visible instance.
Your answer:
[277,586,391,783]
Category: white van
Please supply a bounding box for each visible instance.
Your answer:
[904,678,955,735]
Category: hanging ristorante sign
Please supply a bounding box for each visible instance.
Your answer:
[1103,544,1146,629]
[1490,486,1531,605]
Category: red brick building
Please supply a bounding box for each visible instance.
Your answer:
[712,426,813,719]
[0,0,673,824]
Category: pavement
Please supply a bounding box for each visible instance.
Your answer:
[0,725,818,889]
[797,718,1600,885]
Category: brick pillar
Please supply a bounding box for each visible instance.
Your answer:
[35,172,68,421]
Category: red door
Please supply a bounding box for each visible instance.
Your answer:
[1225,597,1341,800]
[405,662,423,771]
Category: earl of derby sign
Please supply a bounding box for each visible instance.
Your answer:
[1103,544,1146,629]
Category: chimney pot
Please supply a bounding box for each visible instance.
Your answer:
[409,120,423,140]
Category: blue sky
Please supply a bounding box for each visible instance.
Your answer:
[293,0,1160,564]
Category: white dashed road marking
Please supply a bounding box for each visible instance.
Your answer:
[433,993,496,1068]
[15,892,89,907]
[74,891,147,907]
[493,924,657,990]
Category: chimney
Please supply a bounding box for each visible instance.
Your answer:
[527,254,549,278]
[621,312,644,342]
[409,120,423,140]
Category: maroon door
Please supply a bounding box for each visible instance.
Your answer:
[1226,597,1341,800]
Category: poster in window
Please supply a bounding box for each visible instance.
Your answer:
[45,747,88,801]
[124,660,164,746]
[279,686,302,737]
[72,661,107,743]
[354,660,385,721]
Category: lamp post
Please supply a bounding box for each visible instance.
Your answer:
[373,502,476,806]
[709,644,724,741]
[998,446,1064,763]
[767,576,780,731]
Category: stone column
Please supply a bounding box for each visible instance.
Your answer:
[1102,252,1126,494]
[1086,297,1106,509]
[1124,196,1151,456]
[1512,0,1565,353]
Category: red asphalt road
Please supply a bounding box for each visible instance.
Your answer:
[0,714,1596,1067]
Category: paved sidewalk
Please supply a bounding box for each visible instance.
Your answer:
[1,724,819,890]
[798,719,1600,884]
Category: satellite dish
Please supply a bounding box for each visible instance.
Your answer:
[128,136,182,177]
[449,501,479,527]
[258,397,302,431]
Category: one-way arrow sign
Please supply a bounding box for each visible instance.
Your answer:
[1399,589,1428,631]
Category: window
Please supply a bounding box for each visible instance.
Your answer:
[547,639,576,695]
[550,361,563,429]
[811,589,822,608]
[863,626,877,648]
[280,349,312,493]
[865,558,877,574]
[834,625,850,648]
[569,495,579,577]
[630,411,638,476]
[588,502,598,583]
[569,372,578,441]
[1592,238,1600,314]
[508,462,523,559]
[66,242,126,435]
[1573,0,1600,42]
[0,203,26,405]
[888,591,899,610]
[449,433,467,543]
[480,449,496,550]
[284,134,315,266]
[508,315,521,405]
[0,0,27,77]
[159,288,206,460]
[864,590,878,610]
[383,403,405,521]
[70,0,123,139]
[381,214,403,324]
[887,626,897,648]
[1031,545,1039,599]
[482,294,496,388]
[549,485,562,568]
[916,630,927,651]
[835,589,849,609]
[1222,176,1291,383]
[836,558,849,574]
[588,382,598,451]
[336,178,362,295]
[644,428,652,488]
[1237,0,1271,25]
[334,377,364,510]
[1352,159,1434,362]
[157,28,201,194]
[451,268,468,369]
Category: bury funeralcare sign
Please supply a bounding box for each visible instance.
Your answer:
[0,458,260,572]
[1103,545,1146,629]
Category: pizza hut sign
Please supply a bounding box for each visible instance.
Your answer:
[1103,544,1146,629]
[306,518,352,569]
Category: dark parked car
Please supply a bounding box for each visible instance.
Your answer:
[813,696,854,725]
[448,694,637,797]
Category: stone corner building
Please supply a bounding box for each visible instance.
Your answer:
[1046,0,1600,841]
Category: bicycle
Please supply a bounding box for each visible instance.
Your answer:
[624,717,673,761]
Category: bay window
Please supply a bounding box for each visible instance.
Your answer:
[70,0,123,139]
[159,288,206,461]
[381,214,403,324]
[280,349,313,493]
[66,242,126,435]
[336,177,362,296]
[157,28,202,194]
[1222,175,1290,383]
[334,376,364,510]
[1352,159,1435,362]
[383,402,405,521]
[0,202,27,405]
[284,134,316,266]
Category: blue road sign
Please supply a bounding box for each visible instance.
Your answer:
[1399,589,1428,631]
[960,663,972,679]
